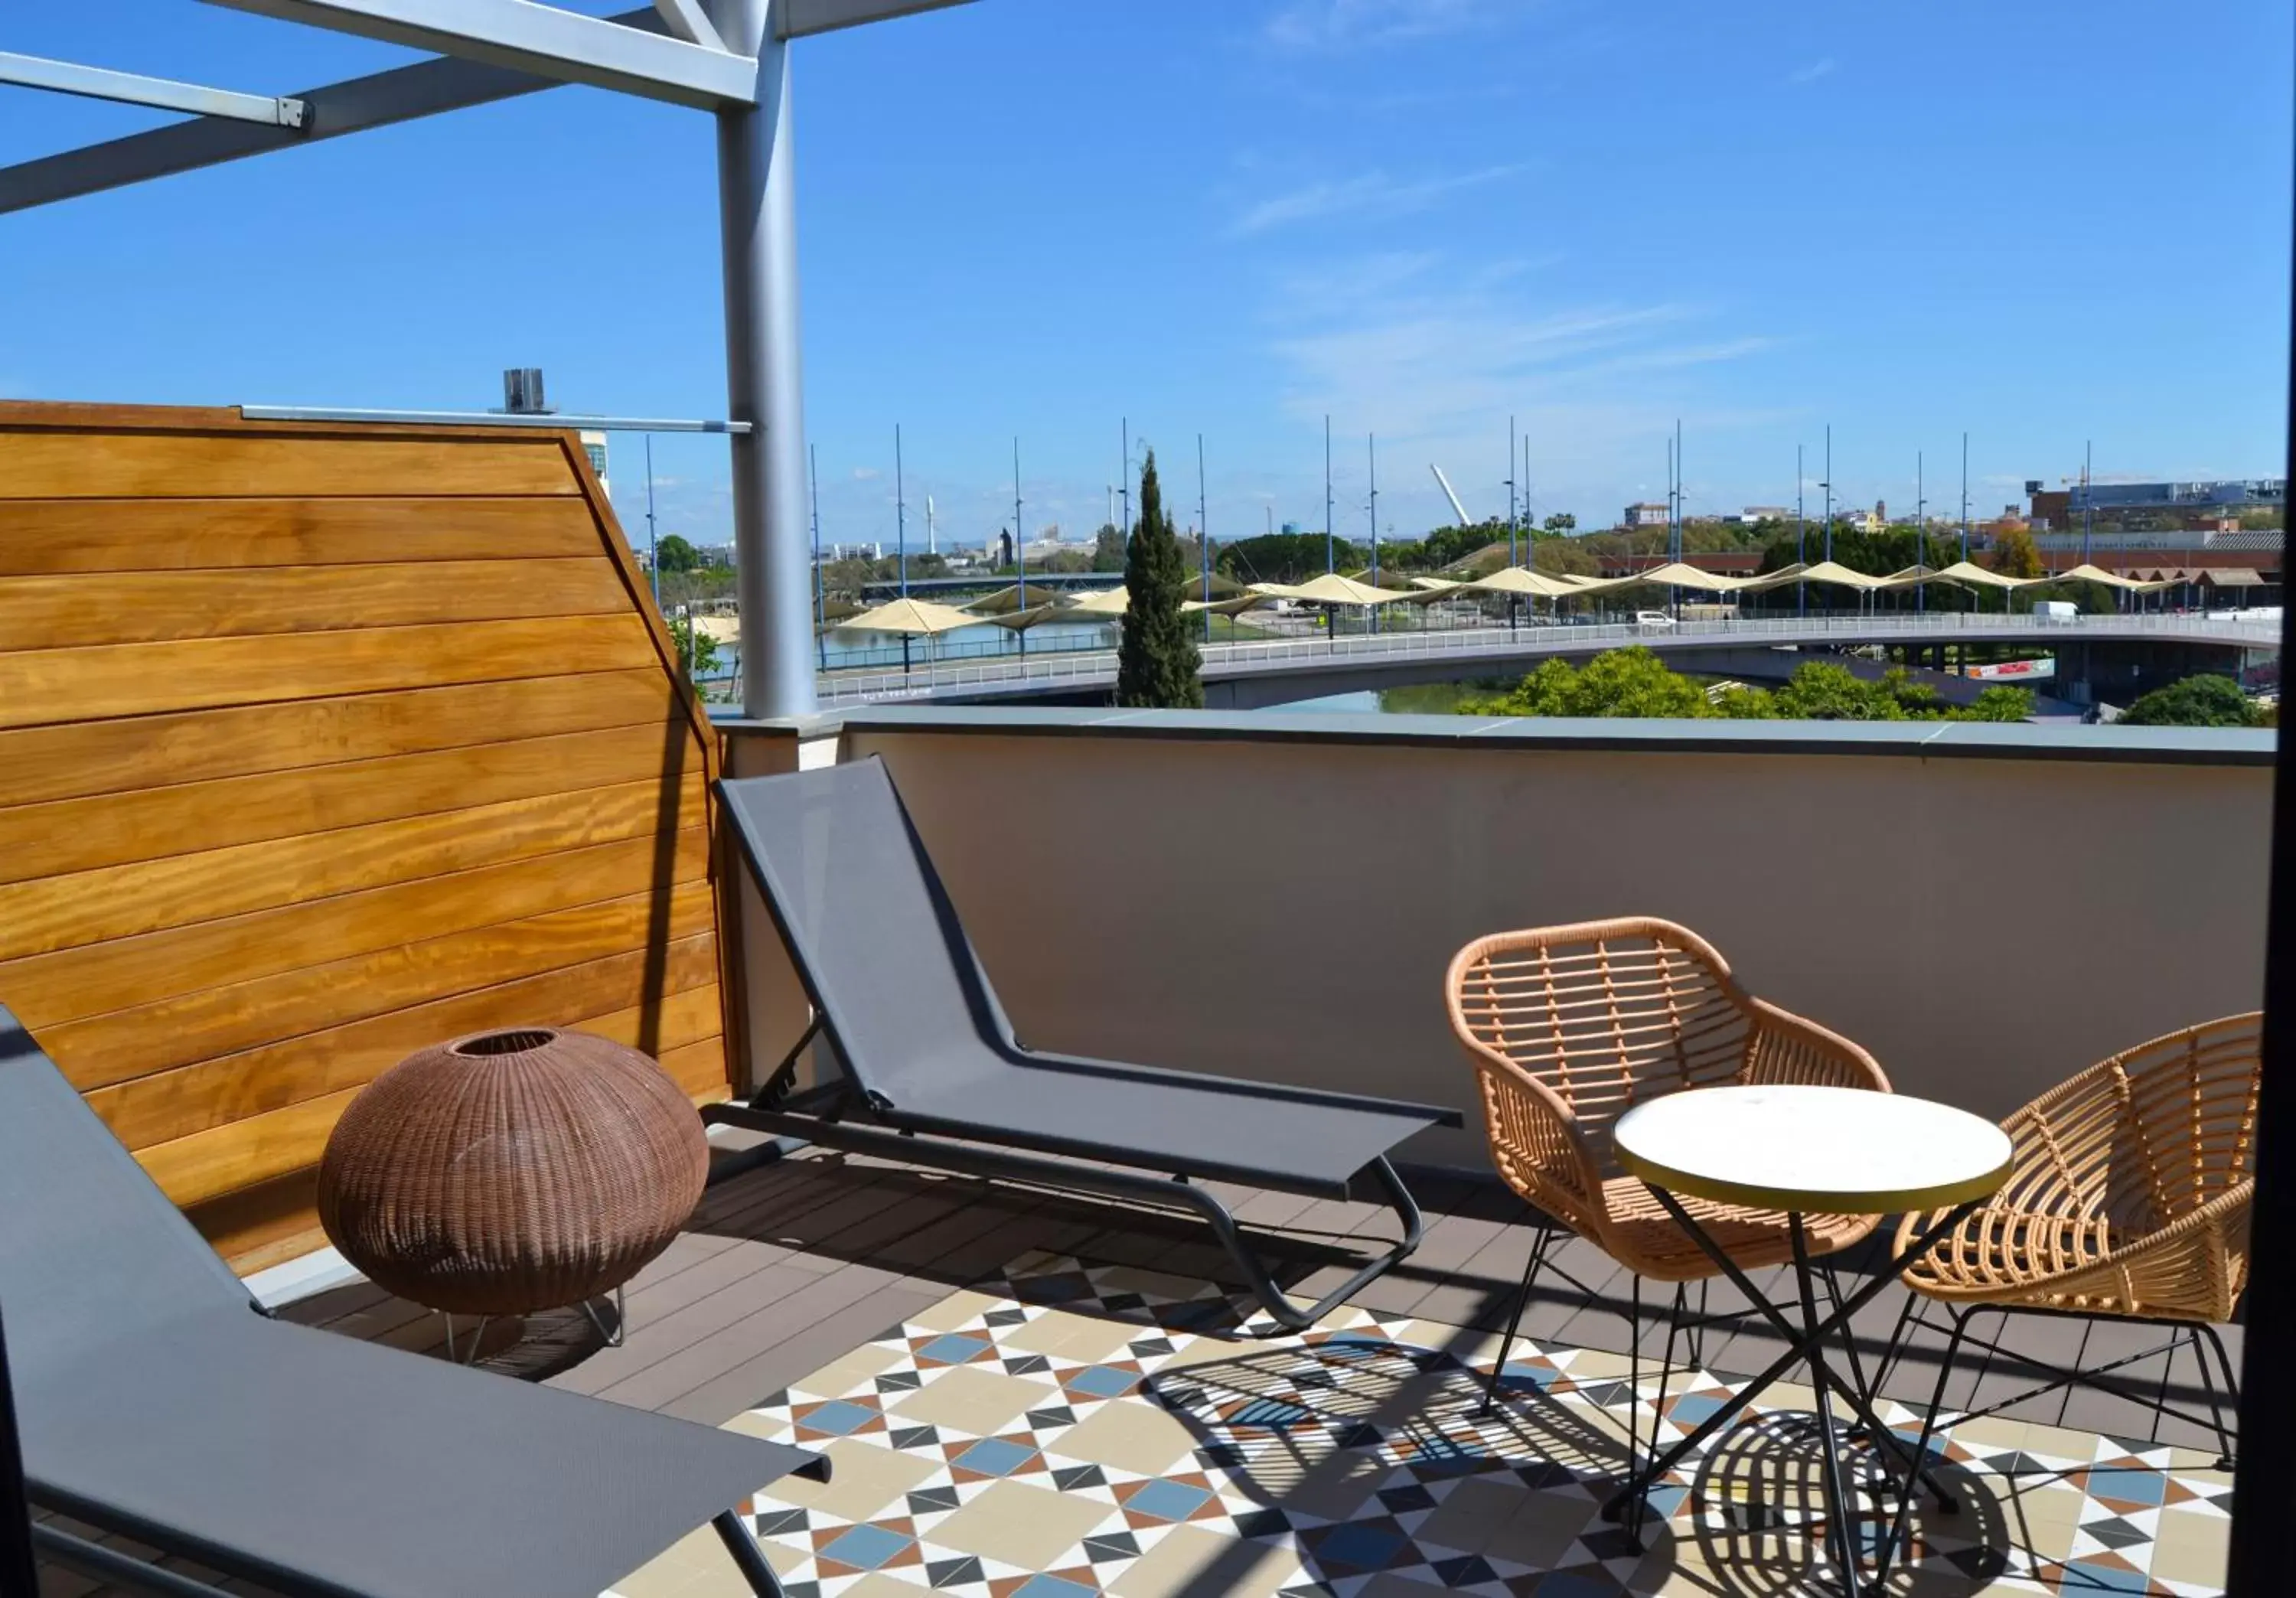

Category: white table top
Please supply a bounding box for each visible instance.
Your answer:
[1611,1085,2013,1214]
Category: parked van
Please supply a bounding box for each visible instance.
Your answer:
[2033,600,2078,623]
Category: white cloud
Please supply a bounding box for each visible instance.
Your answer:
[1231,165,1523,237]
[850,466,882,481]
[1266,0,1515,51]
[1787,57,1836,84]
[1261,253,1775,524]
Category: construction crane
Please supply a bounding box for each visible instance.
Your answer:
[1430,464,1476,528]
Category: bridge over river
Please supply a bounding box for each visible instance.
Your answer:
[812,611,2281,710]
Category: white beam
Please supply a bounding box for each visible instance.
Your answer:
[0,50,306,127]
[652,0,726,51]
[0,10,665,215]
[196,0,758,110]
[776,0,976,40]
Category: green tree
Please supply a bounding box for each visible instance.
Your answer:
[1531,538,1600,576]
[1473,647,1712,719]
[1117,448,1202,708]
[2118,674,2262,728]
[1463,649,2037,723]
[1967,686,2037,722]
[666,614,719,683]
[823,556,875,596]
[1216,531,1364,585]
[1769,660,1906,720]
[1542,513,1577,534]
[1394,524,1502,570]
[1712,683,1778,718]
[656,533,700,573]
[1990,526,2045,579]
[1093,523,1127,572]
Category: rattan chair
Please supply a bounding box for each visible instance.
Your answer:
[1445,916,1894,1428]
[1887,1012,2258,1471]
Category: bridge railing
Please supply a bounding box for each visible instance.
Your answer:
[813,609,2279,706]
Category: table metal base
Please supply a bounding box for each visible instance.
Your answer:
[1598,1195,1981,1598]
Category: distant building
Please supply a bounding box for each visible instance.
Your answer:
[2027,478,2284,530]
[579,429,608,495]
[2007,527,2282,598]
[1623,502,1670,529]
[1736,506,1791,524]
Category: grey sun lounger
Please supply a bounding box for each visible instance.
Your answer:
[0,1005,825,1598]
[707,756,1463,1330]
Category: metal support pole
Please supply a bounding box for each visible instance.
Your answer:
[1198,433,1211,645]
[1960,430,1970,569]
[1507,414,1518,568]
[644,432,660,611]
[1822,423,1833,567]
[1367,432,1379,635]
[1324,414,1335,577]
[1917,449,1926,613]
[1013,438,1027,658]
[809,441,826,672]
[708,0,813,716]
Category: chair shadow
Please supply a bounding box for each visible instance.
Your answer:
[1141,1335,1652,1593]
[1140,1335,2041,1598]
[687,1150,1371,1311]
[1669,1409,2014,1597]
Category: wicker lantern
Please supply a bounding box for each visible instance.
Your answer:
[318,1027,709,1318]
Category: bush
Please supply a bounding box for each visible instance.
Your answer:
[2118,675,2262,728]
[1466,649,2034,723]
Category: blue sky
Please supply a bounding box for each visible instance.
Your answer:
[3,0,2290,550]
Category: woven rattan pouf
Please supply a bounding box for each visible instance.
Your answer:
[318,1026,708,1319]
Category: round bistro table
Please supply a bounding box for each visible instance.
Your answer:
[1607,1084,2013,1596]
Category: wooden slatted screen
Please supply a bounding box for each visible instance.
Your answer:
[0,402,735,1274]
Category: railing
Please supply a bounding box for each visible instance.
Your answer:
[814,609,2281,706]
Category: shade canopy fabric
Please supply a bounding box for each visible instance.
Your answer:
[983,603,1075,631]
[2204,567,2265,588]
[1064,586,1130,615]
[1927,560,2031,591]
[1469,566,1597,599]
[1645,562,1756,592]
[964,585,1071,616]
[840,597,980,635]
[1186,594,1267,616]
[1743,559,1890,592]
[1252,573,1420,606]
[1873,564,1943,590]
[2045,563,2174,593]
[689,614,742,644]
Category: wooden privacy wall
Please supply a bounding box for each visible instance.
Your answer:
[0,402,735,1274]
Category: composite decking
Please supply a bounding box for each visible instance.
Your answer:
[304,1142,2245,1452]
[37,1142,2242,1594]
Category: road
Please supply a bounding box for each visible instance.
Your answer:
[813,610,2279,709]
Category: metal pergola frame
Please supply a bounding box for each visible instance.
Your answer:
[1,0,974,720]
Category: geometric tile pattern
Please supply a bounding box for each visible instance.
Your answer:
[610,1254,2231,1597]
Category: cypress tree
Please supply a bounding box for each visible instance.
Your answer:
[1117,448,1204,708]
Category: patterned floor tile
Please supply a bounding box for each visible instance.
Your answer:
[612,1255,2231,1598]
